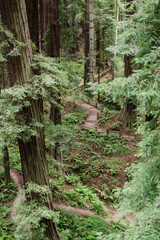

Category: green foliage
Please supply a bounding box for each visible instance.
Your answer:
[65,174,80,184]
[63,108,86,126]
[14,183,59,240]
[45,120,78,158]
[57,208,108,240]
[0,169,16,239]
[56,208,123,240]
[65,183,109,214]
[0,203,15,240]
[80,129,129,156]
[90,1,160,239]
[0,169,17,203]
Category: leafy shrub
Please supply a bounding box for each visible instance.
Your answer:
[65,174,80,184]
[63,108,86,126]
[56,208,123,240]
[0,170,17,203]
[0,170,16,239]
[56,208,108,240]
[0,203,15,239]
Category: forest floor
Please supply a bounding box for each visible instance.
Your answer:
[9,101,136,225]
[5,71,139,231]
[9,73,138,227]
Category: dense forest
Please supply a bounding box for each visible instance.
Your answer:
[0,0,160,239]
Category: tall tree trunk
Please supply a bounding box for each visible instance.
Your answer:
[25,0,39,49]
[118,0,136,129]
[48,0,64,176]
[96,3,103,102]
[49,0,60,57]
[84,0,90,88]
[112,0,120,80]
[1,59,11,185]
[0,1,60,239]
[39,0,48,52]
[89,0,94,84]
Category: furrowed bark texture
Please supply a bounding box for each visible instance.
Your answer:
[0,1,60,239]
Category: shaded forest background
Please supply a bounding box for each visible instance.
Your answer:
[0,0,160,239]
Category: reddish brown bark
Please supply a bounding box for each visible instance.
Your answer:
[49,0,60,57]
[0,0,60,238]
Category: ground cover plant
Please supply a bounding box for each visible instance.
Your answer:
[47,99,138,212]
[0,168,16,239]
[1,0,158,238]
[56,208,123,240]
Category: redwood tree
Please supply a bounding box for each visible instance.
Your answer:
[39,0,48,52]
[49,0,60,57]
[0,0,60,239]
[118,0,136,129]
[25,0,39,49]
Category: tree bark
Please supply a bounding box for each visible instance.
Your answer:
[96,3,103,102]
[84,0,90,87]
[48,0,64,176]
[39,0,48,52]
[25,0,39,49]
[49,0,60,57]
[3,146,10,185]
[89,0,94,83]
[118,0,136,129]
[0,1,60,239]
[112,0,120,80]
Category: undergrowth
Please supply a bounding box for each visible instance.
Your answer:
[56,208,123,240]
[0,168,16,239]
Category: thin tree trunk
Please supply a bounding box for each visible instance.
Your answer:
[3,145,10,185]
[89,0,94,83]
[84,0,90,88]
[112,0,120,80]
[115,0,120,49]
[0,1,60,239]
[96,3,103,102]
[2,62,10,185]
[39,0,48,52]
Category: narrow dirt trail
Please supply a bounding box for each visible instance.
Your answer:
[80,100,136,151]
[8,70,136,226]
[80,102,101,130]
[9,167,135,224]
[10,170,24,224]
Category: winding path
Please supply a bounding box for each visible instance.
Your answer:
[10,170,24,224]
[11,169,134,224]
[9,70,136,225]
